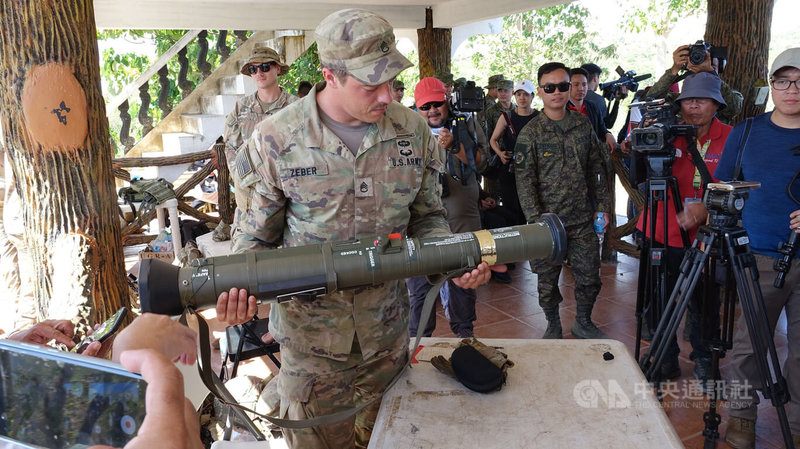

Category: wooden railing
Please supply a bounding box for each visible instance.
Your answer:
[112,140,233,246]
[106,30,251,154]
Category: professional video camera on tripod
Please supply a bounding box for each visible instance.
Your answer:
[638,181,795,449]
[629,99,717,368]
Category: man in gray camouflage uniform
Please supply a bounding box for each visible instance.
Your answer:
[214,9,493,448]
[514,62,611,340]
[217,46,296,240]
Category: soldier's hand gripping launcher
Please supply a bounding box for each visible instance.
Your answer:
[139,214,566,315]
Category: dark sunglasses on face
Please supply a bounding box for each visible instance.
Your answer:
[246,62,274,75]
[540,82,571,94]
[419,101,445,111]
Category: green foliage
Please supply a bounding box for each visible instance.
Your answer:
[279,42,323,95]
[465,4,617,86]
[394,51,420,105]
[622,0,706,35]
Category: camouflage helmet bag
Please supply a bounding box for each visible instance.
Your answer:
[315,8,412,86]
[240,47,290,76]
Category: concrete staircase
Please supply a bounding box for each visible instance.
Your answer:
[126,30,310,183]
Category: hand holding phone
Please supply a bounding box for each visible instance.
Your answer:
[72,307,128,354]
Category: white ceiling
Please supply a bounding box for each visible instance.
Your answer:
[94,0,568,31]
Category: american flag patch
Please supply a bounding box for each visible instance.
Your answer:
[237,150,253,178]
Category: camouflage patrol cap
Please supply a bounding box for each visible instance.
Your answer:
[392,79,405,90]
[453,77,467,89]
[315,9,412,86]
[497,79,514,90]
[485,74,505,89]
[240,46,290,76]
[435,71,454,85]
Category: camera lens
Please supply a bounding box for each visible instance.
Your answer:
[642,132,658,146]
[689,46,707,65]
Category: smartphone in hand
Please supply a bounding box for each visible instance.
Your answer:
[71,307,128,354]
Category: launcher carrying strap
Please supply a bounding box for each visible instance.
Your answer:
[185,268,459,433]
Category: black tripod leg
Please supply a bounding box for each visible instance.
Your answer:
[642,240,711,382]
[726,231,795,449]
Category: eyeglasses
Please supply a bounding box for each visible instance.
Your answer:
[770,78,800,91]
[540,82,571,94]
[419,101,445,111]
[246,62,274,75]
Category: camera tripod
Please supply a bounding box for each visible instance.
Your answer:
[639,203,794,449]
[633,153,691,363]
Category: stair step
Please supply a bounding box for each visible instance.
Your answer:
[181,114,225,137]
[219,74,256,95]
[202,94,241,115]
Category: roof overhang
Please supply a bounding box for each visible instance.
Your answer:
[93,0,569,30]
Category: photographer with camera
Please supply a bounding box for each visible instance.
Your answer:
[582,63,625,130]
[406,76,488,339]
[514,62,612,340]
[699,47,800,449]
[644,44,743,125]
[626,72,732,385]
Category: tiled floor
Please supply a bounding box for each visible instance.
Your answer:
[205,249,791,448]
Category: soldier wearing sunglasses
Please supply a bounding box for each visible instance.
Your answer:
[219,47,296,241]
[514,62,612,340]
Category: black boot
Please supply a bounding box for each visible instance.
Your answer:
[572,302,610,339]
[542,307,562,339]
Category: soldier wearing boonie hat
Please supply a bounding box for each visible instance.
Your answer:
[216,8,493,449]
[219,46,296,242]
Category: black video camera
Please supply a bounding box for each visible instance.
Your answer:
[450,80,484,113]
[774,165,800,288]
[687,40,728,74]
[600,66,652,101]
[629,100,695,155]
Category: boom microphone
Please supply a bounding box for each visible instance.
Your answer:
[139,214,566,315]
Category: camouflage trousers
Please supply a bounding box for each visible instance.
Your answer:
[277,334,408,448]
[530,220,601,310]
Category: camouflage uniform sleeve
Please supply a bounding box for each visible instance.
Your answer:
[717,80,743,124]
[644,69,679,104]
[231,126,286,253]
[587,131,612,214]
[512,125,542,223]
[407,125,451,239]
[222,106,241,165]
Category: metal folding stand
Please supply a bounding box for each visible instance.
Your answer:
[639,184,795,449]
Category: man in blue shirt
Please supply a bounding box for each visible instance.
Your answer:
[681,47,800,449]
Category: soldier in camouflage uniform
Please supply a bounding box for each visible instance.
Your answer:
[482,79,516,139]
[218,47,296,241]
[214,9,493,448]
[483,74,504,110]
[514,62,611,340]
[644,44,743,125]
[480,78,515,199]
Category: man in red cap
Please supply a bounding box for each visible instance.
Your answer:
[406,77,488,339]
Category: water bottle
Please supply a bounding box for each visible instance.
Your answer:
[594,212,605,246]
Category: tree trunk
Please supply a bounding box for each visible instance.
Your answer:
[417,8,451,79]
[0,0,130,329]
[705,0,774,122]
